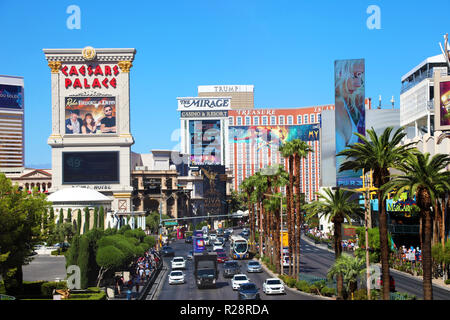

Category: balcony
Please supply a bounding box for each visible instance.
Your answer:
[388,224,419,234]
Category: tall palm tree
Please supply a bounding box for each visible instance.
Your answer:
[264,193,283,274]
[304,187,364,299]
[382,152,450,300]
[240,176,256,252]
[279,142,295,276]
[291,139,313,279]
[251,171,269,258]
[337,126,417,299]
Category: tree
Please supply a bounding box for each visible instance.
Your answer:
[84,207,90,233]
[382,152,450,300]
[0,174,51,295]
[93,207,99,229]
[304,187,364,299]
[337,126,417,300]
[291,139,313,279]
[59,209,64,226]
[96,245,125,287]
[327,253,366,299]
[99,206,105,230]
[240,176,256,252]
[77,209,82,235]
[67,208,72,224]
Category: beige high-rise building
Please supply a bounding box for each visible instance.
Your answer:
[198,85,254,109]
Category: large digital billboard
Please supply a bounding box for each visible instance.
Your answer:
[62,151,119,184]
[189,120,221,165]
[334,59,365,188]
[0,84,24,110]
[199,165,226,216]
[65,96,116,134]
[435,79,450,130]
[229,124,320,147]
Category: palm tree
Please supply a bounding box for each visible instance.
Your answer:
[279,142,295,276]
[304,187,364,299]
[240,176,256,252]
[382,152,450,300]
[337,126,417,299]
[251,171,269,258]
[291,139,313,279]
[327,253,366,300]
[264,193,283,274]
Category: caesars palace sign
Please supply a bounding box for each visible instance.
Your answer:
[61,64,120,89]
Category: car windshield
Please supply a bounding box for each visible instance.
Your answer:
[198,269,215,277]
[240,284,257,291]
[267,280,281,285]
[248,262,259,266]
[234,242,248,253]
[225,262,238,268]
[171,271,183,276]
[234,276,247,281]
[173,258,184,262]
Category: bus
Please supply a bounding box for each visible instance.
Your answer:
[229,235,249,259]
[193,230,206,253]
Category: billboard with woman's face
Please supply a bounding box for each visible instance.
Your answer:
[437,80,450,127]
[64,96,116,135]
[334,59,365,188]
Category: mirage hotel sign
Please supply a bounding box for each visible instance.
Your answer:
[177,97,231,111]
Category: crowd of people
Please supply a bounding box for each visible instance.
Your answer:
[305,227,329,240]
[114,247,161,299]
[398,245,422,264]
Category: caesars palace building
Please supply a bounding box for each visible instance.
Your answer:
[43,47,143,225]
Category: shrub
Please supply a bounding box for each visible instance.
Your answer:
[41,281,67,297]
[295,280,310,292]
[22,281,46,296]
[286,277,296,288]
[445,279,450,285]
[320,286,336,297]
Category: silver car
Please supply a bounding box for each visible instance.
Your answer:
[247,260,262,273]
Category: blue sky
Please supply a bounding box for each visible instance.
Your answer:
[0,0,449,168]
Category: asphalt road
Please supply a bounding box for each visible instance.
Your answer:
[22,254,67,282]
[155,232,319,301]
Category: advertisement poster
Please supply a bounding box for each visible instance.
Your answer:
[62,151,119,183]
[189,120,221,165]
[229,124,320,149]
[199,165,226,216]
[0,84,23,110]
[64,96,116,134]
[334,59,365,188]
[439,80,450,127]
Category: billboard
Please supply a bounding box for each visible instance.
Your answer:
[229,124,320,148]
[189,119,221,165]
[64,96,116,134]
[199,165,226,216]
[434,74,450,131]
[334,59,365,188]
[0,84,24,110]
[62,151,119,184]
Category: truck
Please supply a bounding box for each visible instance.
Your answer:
[193,252,218,289]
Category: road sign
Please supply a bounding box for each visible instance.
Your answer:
[164,221,178,226]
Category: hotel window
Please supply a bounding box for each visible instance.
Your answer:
[237,117,242,126]
[262,116,268,125]
[297,115,302,124]
[229,117,234,126]
[254,116,259,125]
[310,114,315,123]
[279,116,285,125]
[304,114,308,124]
[270,116,276,125]
[287,116,293,125]
[245,116,251,125]
[318,114,321,123]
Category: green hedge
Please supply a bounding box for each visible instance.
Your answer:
[68,291,106,300]
[445,279,450,285]
[41,281,67,297]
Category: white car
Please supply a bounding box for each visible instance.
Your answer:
[231,274,250,290]
[209,234,217,242]
[168,271,185,285]
[171,256,186,269]
[213,241,224,252]
[263,278,285,295]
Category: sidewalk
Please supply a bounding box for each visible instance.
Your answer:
[302,233,450,292]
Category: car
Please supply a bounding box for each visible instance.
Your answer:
[377,275,396,292]
[187,250,194,260]
[247,260,262,273]
[282,255,292,267]
[161,246,175,257]
[223,233,230,242]
[231,274,250,290]
[216,251,228,263]
[209,233,217,242]
[237,282,260,300]
[223,260,241,278]
[213,241,224,252]
[168,271,185,285]
[216,237,225,246]
[185,236,193,244]
[263,278,285,295]
[241,229,249,237]
[171,256,186,269]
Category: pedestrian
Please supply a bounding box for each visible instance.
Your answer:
[145,268,150,280]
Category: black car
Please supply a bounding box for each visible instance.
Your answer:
[223,261,241,278]
[161,246,175,257]
[241,229,249,237]
[238,283,260,300]
[185,236,193,244]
